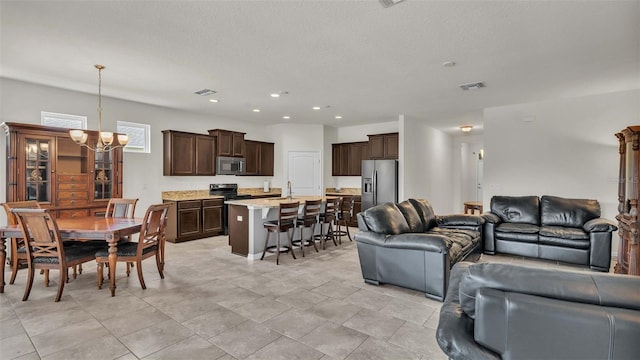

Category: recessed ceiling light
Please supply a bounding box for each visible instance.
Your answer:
[283,116,291,119]
[442,61,456,67]
[459,81,485,91]
[209,99,219,103]
[252,109,261,113]
[270,91,288,98]
[459,125,473,132]
[312,106,321,110]
[335,115,342,119]
[270,93,280,98]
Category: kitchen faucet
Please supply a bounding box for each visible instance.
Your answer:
[287,180,292,200]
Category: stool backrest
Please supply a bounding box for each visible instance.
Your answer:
[278,202,300,231]
[323,197,339,223]
[300,199,322,227]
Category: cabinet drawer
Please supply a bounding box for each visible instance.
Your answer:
[57,174,88,182]
[57,182,88,190]
[57,190,89,199]
[57,199,89,207]
[58,209,89,218]
[203,199,223,207]
[178,200,202,209]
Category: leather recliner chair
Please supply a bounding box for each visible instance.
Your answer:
[436,262,640,360]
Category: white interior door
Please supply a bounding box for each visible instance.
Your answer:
[287,151,321,196]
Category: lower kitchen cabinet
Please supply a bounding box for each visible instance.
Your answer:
[164,198,223,243]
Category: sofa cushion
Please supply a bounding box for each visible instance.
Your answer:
[361,203,410,235]
[396,200,424,233]
[539,225,588,240]
[495,223,539,243]
[409,198,437,231]
[490,196,540,225]
[428,227,480,262]
[540,195,600,228]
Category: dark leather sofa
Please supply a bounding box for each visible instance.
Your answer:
[354,199,484,301]
[437,262,640,360]
[483,195,617,271]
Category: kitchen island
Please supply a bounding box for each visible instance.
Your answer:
[225,196,338,259]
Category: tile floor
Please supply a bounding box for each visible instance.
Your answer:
[0,230,611,360]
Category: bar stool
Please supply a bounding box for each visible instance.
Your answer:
[261,201,300,265]
[334,196,355,244]
[293,199,322,257]
[314,197,339,249]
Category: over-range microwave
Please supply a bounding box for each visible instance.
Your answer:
[216,156,246,175]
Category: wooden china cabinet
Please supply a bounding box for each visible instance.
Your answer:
[615,125,640,276]
[2,122,124,218]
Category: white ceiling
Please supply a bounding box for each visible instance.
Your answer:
[1,1,639,134]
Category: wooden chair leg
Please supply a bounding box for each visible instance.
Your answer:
[44,269,50,287]
[346,222,352,241]
[288,229,296,260]
[78,263,83,274]
[22,266,35,301]
[310,224,319,253]
[97,262,104,289]
[298,227,305,257]
[72,265,77,279]
[9,257,20,285]
[55,267,67,302]
[136,260,146,289]
[155,252,164,279]
[260,231,271,260]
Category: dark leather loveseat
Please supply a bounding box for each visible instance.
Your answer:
[483,195,617,271]
[437,262,640,360]
[354,199,484,301]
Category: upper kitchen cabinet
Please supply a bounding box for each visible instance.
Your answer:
[208,129,245,157]
[368,132,398,159]
[243,140,274,176]
[163,130,216,176]
[332,141,368,176]
[2,122,123,217]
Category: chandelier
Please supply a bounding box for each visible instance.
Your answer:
[69,65,129,152]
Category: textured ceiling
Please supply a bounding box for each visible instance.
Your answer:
[1,1,639,133]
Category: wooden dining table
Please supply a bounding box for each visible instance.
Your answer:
[0,216,143,297]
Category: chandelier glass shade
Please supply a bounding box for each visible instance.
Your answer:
[69,65,129,152]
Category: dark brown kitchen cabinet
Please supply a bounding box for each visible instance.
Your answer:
[368,132,398,159]
[243,140,274,176]
[2,122,123,217]
[208,129,245,157]
[162,130,216,176]
[165,198,223,243]
[332,141,368,176]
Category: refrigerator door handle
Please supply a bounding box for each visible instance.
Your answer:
[373,170,377,205]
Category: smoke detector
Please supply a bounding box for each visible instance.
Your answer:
[379,0,406,8]
[459,82,485,91]
[194,89,217,96]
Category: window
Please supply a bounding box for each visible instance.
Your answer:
[117,121,151,153]
[41,111,87,129]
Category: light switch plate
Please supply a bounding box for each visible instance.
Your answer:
[237,216,243,221]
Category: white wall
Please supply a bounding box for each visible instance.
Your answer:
[483,89,640,241]
[401,116,454,213]
[0,79,283,219]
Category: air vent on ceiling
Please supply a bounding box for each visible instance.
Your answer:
[459,82,486,91]
[194,89,217,96]
[379,0,406,8]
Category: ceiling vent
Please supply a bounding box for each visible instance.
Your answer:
[459,82,486,91]
[194,89,217,96]
[379,0,406,8]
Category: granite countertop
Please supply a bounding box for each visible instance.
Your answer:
[161,190,224,201]
[325,187,361,196]
[238,188,282,197]
[226,195,339,209]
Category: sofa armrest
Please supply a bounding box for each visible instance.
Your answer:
[481,212,501,224]
[354,231,450,252]
[438,214,485,227]
[583,218,618,232]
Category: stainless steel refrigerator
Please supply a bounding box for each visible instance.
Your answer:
[361,159,398,211]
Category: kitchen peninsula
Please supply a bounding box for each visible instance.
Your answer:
[226,196,337,259]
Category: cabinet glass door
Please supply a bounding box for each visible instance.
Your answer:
[25,138,51,202]
[94,150,114,200]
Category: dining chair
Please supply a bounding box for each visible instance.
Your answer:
[95,203,170,290]
[12,208,97,302]
[315,197,340,249]
[105,198,139,275]
[261,201,300,265]
[334,196,355,243]
[2,201,41,285]
[293,199,322,257]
